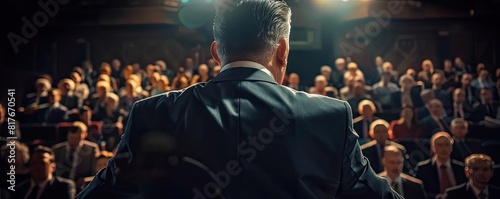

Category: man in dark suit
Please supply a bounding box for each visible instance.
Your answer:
[415,132,467,199]
[379,145,427,199]
[353,100,379,141]
[75,1,402,198]
[361,119,407,174]
[445,154,500,199]
[449,118,483,162]
[390,75,423,110]
[52,121,100,191]
[14,146,75,199]
[33,88,69,123]
[421,99,453,138]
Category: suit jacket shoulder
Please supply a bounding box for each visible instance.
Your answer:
[52,142,68,151]
[400,173,423,185]
[360,140,377,150]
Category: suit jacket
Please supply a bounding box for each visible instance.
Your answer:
[433,89,452,110]
[75,67,402,199]
[450,138,483,163]
[415,158,467,199]
[52,140,99,186]
[33,103,69,123]
[415,106,431,122]
[421,116,452,138]
[61,94,81,110]
[418,69,444,89]
[353,116,380,140]
[14,176,76,199]
[445,183,500,199]
[390,87,424,110]
[360,140,407,174]
[378,171,427,199]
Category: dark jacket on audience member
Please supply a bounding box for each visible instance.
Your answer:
[379,171,428,199]
[414,158,467,199]
[14,176,76,199]
[450,138,483,163]
[421,116,452,138]
[33,103,69,123]
[445,183,500,199]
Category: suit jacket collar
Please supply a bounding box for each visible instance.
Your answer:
[210,66,278,85]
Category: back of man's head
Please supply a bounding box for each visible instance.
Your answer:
[213,0,291,64]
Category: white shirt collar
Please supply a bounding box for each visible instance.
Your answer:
[470,182,489,198]
[220,61,274,79]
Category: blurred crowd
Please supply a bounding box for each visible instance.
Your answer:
[1,55,499,199]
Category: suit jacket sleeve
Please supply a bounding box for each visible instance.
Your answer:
[335,102,403,199]
[75,103,142,199]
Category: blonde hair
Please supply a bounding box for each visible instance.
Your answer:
[369,119,391,139]
[465,154,494,169]
[358,100,376,115]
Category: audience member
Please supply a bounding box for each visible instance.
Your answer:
[444,154,500,199]
[33,89,69,123]
[390,106,423,139]
[361,119,406,174]
[353,100,379,140]
[379,145,427,199]
[415,132,467,199]
[421,99,452,138]
[449,118,482,163]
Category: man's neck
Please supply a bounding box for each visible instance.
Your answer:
[436,156,449,164]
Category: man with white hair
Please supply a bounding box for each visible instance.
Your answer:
[320,65,334,86]
[344,62,365,81]
[418,59,444,89]
[309,75,338,97]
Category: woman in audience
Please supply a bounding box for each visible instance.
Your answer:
[100,62,119,93]
[390,106,423,139]
[100,93,123,151]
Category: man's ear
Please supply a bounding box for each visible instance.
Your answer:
[276,38,289,68]
[210,41,221,66]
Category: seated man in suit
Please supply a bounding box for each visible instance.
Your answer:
[391,74,423,110]
[33,88,69,123]
[431,73,452,111]
[422,99,453,138]
[373,72,399,110]
[445,154,500,199]
[418,59,444,89]
[471,69,495,90]
[379,145,427,199]
[52,121,100,191]
[76,1,402,198]
[449,118,482,162]
[415,132,467,199]
[14,146,75,199]
[361,119,406,174]
[353,99,379,141]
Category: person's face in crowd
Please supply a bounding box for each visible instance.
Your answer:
[67,131,85,149]
[83,61,92,70]
[406,68,416,77]
[96,157,110,172]
[132,63,141,72]
[315,78,327,90]
[401,78,414,90]
[402,108,414,122]
[112,59,121,71]
[30,152,55,183]
[477,63,485,74]
[422,62,432,72]
[461,74,472,86]
[353,83,365,96]
[429,100,443,117]
[480,89,492,103]
[454,57,463,67]
[382,63,392,72]
[125,82,135,95]
[288,74,299,86]
[321,69,331,80]
[453,89,466,104]
[96,85,105,97]
[444,60,453,71]
[432,136,453,159]
[207,58,216,69]
[466,160,494,189]
[432,74,443,87]
[362,104,374,118]
[383,151,404,179]
[496,68,500,79]
[451,121,468,140]
[71,72,81,84]
[375,56,383,67]
[48,90,61,105]
[122,65,133,80]
[336,62,345,72]
[198,64,209,76]
[146,65,155,78]
[185,58,194,69]
[479,70,488,80]
[155,60,167,71]
[373,124,389,144]
[36,81,50,94]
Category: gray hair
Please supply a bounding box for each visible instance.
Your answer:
[213,0,291,64]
